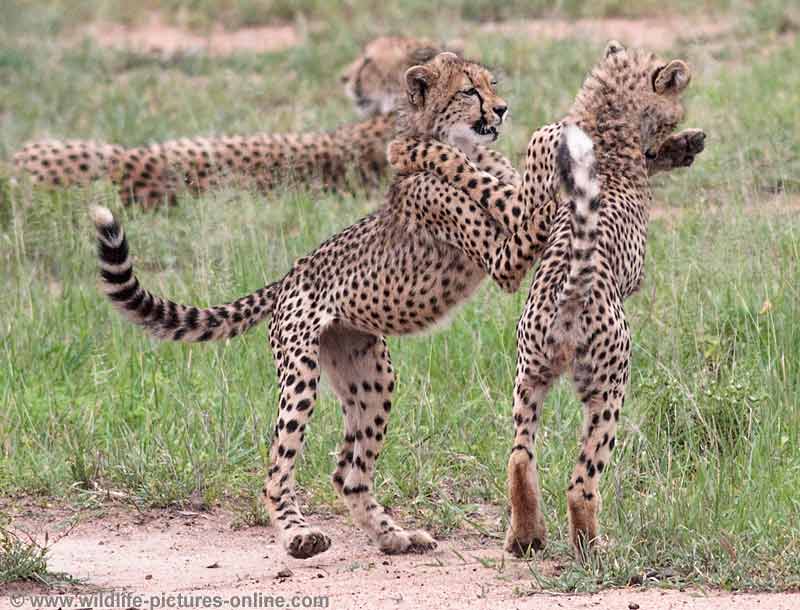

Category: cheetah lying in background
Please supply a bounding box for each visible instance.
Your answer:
[13,36,456,207]
[91,51,563,559]
[390,41,705,558]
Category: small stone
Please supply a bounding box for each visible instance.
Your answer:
[145,574,153,580]
[276,568,293,579]
[628,604,640,610]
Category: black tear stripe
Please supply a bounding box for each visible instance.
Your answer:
[467,75,489,126]
[353,57,371,101]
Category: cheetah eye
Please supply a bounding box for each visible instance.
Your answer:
[461,87,478,96]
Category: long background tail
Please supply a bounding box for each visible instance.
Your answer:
[14,140,125,187]
[91,206,279,342]
[550,124,601,344]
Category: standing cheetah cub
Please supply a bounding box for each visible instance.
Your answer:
[390,41,705,558]
[91,52,570,559]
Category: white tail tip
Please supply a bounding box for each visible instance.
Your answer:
[564,124,594,166]
[90,205,114,227]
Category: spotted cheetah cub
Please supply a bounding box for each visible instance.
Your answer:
[90,52,564,559]
[390,41,704,558]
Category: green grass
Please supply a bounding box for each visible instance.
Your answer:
[0,513,76,586]
[2,0,800,594]
[0,527,50,585]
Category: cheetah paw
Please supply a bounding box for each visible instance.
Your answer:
[378,528,438,555]
[504,530,547,558]
[285,528,331,559]
[652,128,706,170]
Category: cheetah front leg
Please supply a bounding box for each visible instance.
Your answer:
[392,142,556,291]
[456,143,522,187]
[403,173,538,293]
[389,138,528,234]
[320,327,437,555]
[646,128,706,175]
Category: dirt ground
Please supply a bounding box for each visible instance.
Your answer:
[479,15,736,50]
[77,13,740,59]
[2,505,799,610]
[80,14,304,57]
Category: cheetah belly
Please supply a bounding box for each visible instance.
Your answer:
[338,240,485,337]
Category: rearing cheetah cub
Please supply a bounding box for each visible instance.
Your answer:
[390,41,705,558]
[91,52,573,558]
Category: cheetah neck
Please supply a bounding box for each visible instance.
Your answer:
[569,110,649,189]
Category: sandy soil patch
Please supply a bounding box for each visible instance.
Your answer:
[81,14,302,57]
[480,15,736,50]
[3,505,800,610]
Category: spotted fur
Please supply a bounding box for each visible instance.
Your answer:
[12,140,125,188]
[92,52,550,559]
[390,41,704,559]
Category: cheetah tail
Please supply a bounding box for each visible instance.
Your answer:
[13,140,125,187]
[551,125,601,340]
[91,206,279,342]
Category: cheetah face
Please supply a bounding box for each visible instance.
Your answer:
[404,52,508,149]
[340,36,446,117]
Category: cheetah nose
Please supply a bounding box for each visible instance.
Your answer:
[494,105,508,121]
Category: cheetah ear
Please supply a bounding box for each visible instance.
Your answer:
[443,38,465,56]
[436,51,460,63]
[405,64,436,108]
[652,59,691,94]
[604,40,625,58]
[409,46,441,64]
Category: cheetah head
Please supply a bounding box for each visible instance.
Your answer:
[574,41,692,163]
[401,52,508,148]
[340,36,460,117]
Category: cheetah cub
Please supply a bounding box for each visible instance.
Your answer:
[390,41,705,558]
[13,36,456,206]
[90,52,567,559]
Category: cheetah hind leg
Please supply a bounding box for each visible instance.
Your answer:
[320,326,437,555]
[264,332,331,560]
[504,375,553,557]
[566,346,629,561]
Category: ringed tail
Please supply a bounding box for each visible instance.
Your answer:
[91,206,279,342]
[551,124,601,340]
